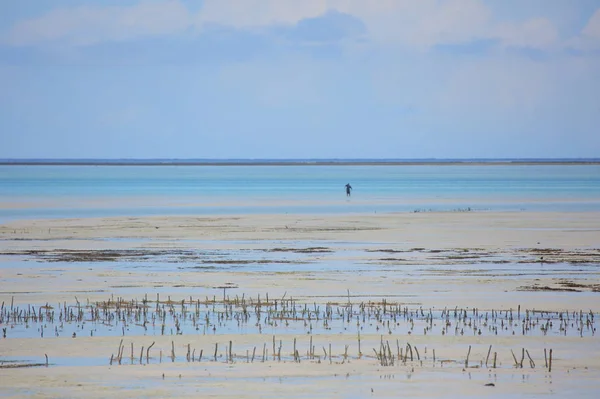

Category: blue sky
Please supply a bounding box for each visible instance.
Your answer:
[1,0,599,159]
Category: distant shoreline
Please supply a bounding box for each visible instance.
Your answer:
[1,159,600,166]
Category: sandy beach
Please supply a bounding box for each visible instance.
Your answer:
[1,211,600,398]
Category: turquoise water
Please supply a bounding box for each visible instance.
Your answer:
[1,164,599,219]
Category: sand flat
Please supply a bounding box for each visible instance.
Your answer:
[2,211,600,248]
[1,211,600,397]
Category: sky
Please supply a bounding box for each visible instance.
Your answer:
[1,0,599,159]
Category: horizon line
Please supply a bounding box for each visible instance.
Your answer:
[1,157,600,166]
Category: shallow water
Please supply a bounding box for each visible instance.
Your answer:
[2,253,597,340]
[2,165,600,220]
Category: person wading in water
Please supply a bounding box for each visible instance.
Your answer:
[345,183,352,197]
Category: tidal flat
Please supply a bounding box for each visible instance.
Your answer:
[1,212,599,398]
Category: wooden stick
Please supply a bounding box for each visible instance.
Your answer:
[116,339,123,364]
[386,341,393,366]
[485,345,492,367]
[146,341,155,364]
[465,345,471,368]
[511,349,519,367]
[549,349,553,372]
[525,349,535,368]
[520,348,525,368]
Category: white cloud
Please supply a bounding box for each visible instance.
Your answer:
[329,0,492,47]
[198,0,327,28]
[5,0,192,46]
[1,0,569,51]
[197,0,559,50]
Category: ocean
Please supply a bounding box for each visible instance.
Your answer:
[1,163,600,221]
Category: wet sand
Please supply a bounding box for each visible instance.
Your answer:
[2,211,600,248]
[1,211,600,398]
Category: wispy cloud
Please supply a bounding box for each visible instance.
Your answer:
[3,0,591,53]
[4,0,193,46]
[570,8,600,52]
[198,0,327,29]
